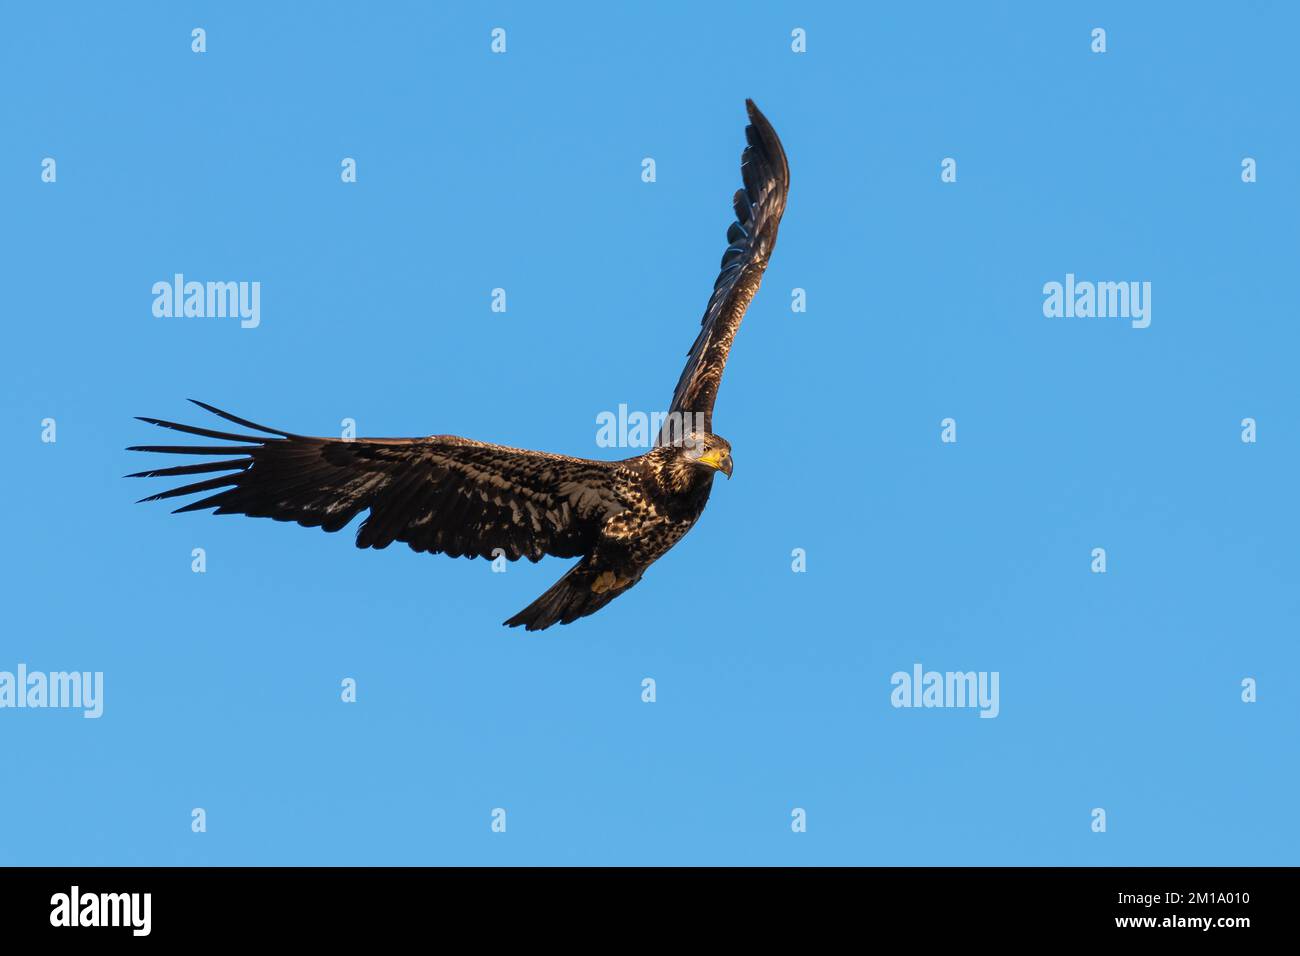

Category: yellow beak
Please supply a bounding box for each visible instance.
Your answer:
[696,448,733,479]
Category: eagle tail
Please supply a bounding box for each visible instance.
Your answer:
[504,561,635,632]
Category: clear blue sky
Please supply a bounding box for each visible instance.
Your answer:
[1,2,1296,865]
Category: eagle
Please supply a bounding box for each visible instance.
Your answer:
[129,100,790,630]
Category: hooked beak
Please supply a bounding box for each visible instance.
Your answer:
[697,448,733,479]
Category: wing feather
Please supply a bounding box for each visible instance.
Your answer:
[128,404,623,562]
[658,99,790,445]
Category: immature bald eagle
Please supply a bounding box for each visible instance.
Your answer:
[129,100,789,630]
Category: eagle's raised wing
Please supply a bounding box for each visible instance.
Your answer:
[128,401,622,561]
[658,99,790,447]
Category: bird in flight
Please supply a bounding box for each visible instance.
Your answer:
[129,100,790,630]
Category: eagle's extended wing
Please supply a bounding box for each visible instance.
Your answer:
[128,401,622,561]
[658,99,789,446]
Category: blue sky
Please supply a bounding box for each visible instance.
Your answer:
[1,2,1296,865]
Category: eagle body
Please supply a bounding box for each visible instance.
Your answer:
[504,440,724,629]
[130,101,789,631]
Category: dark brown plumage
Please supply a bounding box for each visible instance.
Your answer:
[129,100,789,630]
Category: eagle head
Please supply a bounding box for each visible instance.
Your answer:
[647,432,733,493]
[683,432,733,479]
